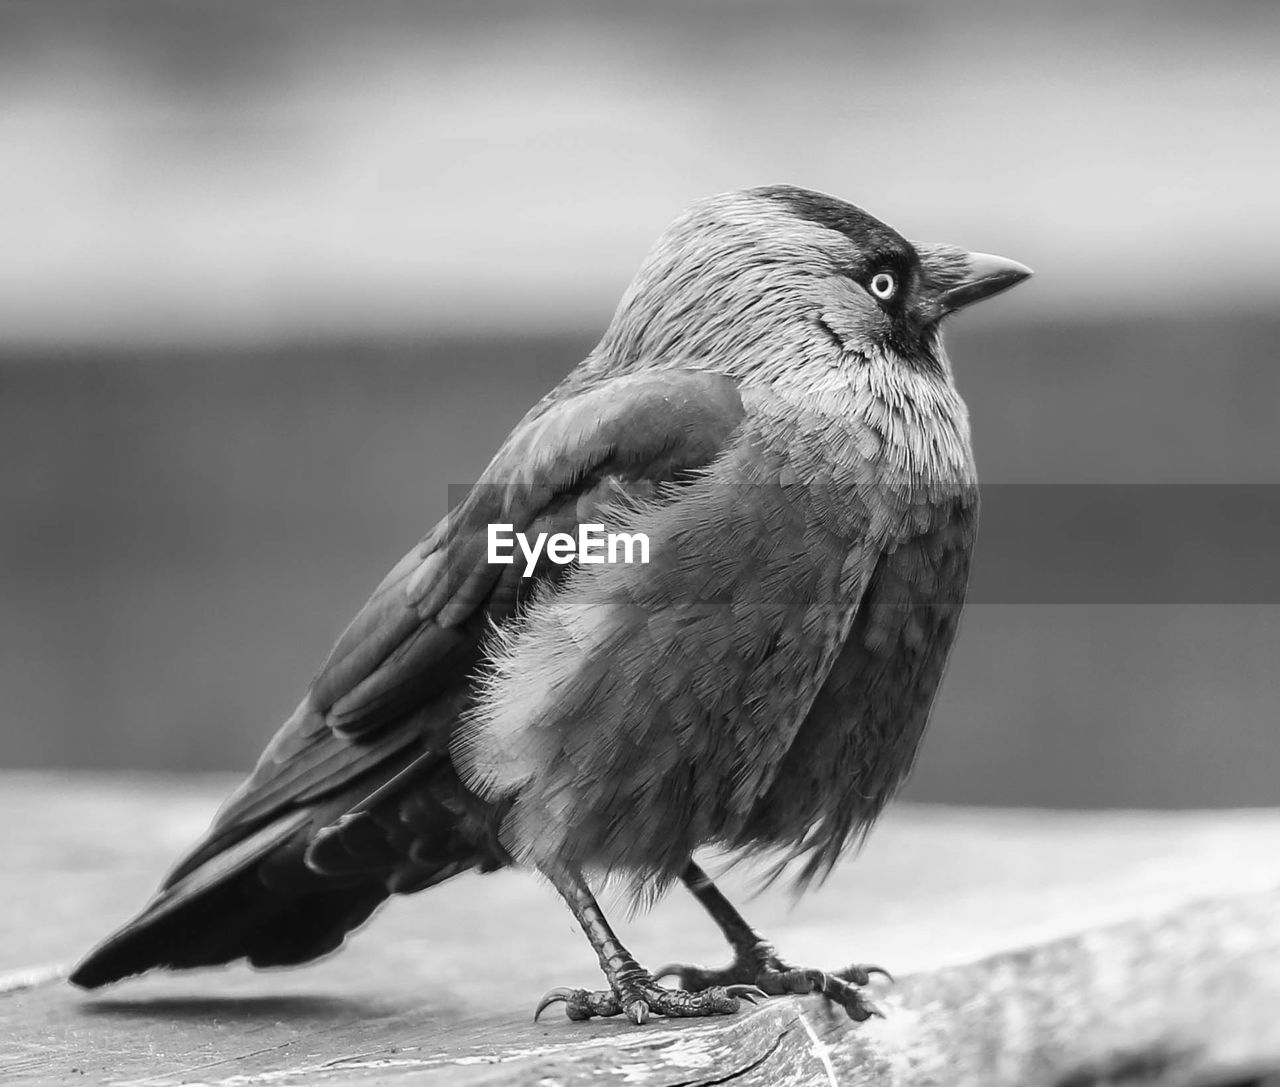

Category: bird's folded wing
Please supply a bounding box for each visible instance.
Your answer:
[162,369,747,884]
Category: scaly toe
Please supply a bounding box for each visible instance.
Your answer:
[820,976,883,1022]
[533,986,621,1022]
[535,978,759,1024]
[637,982,754,1018]
[767,967,830,996]
[739,961,890,1023]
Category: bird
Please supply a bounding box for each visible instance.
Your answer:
[70,185,1031,1025]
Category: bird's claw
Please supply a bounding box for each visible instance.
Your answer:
[726,983,768,1005]
[657,954,891,1022]
[534,986,606,1022]
[820,976,884,1022]
[533,977,760,1024]
[836,962,894,986]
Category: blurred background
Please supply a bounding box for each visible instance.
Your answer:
[1,0,1277,808]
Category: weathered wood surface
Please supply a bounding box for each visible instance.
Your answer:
[2,773,1279,1087]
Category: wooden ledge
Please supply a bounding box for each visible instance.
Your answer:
[2,773,1279,1086]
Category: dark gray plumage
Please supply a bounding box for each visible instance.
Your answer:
[71,185,1030,1024]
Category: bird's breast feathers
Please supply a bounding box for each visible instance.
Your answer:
[451,358,976,880]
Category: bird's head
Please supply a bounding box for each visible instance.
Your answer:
[597,185,1031,383]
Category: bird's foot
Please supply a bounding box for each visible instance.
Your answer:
[655,946,889,1022]
[534,972,766,1025]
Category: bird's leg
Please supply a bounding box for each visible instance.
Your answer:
[533,863,766,1025]
[654,861,887,1021]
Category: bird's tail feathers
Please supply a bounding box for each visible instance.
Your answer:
[67,808,386,989]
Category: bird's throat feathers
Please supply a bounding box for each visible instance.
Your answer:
[675,342,976,492]
[792,342,976,490]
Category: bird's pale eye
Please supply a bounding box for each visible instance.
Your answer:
[869,271,897,301]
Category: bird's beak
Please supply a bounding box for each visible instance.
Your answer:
[915,244,1033,318]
